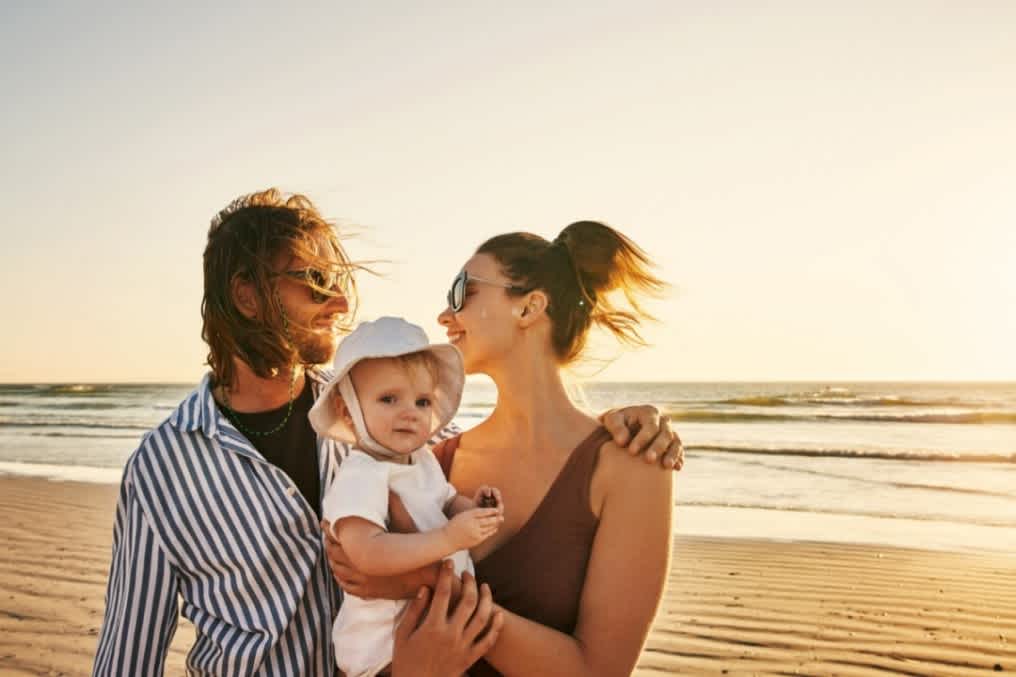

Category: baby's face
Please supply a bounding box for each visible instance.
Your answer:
[347,358,436,455]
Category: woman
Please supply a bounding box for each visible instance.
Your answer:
[331,221,676,676]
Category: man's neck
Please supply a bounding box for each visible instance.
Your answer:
[217,358,307,413]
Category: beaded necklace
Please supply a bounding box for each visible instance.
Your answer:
[219,294,300,437]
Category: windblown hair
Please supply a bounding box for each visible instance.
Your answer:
[201,188,361,387]
[476,221,666,365]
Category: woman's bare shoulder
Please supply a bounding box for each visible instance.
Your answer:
[593,430,673,510]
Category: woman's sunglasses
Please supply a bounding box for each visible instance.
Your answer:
[281,268,344,304]
[446,270,523,312]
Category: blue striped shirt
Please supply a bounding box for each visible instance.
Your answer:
[93,370,460,676]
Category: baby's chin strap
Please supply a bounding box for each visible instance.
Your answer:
[337,376,403,460]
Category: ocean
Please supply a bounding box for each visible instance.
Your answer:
[2,381,1014,554]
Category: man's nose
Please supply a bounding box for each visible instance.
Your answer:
[327,292,349,314]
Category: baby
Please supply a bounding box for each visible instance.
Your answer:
[309,316,503,677]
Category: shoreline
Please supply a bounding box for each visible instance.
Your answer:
[1,475,1014,675]
[3,466,1015,556]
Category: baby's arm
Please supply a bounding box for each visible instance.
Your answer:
[334,508,502,578]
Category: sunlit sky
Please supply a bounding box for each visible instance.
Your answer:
[1,2,1013,383]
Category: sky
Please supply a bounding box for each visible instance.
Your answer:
[1,1,1014,383]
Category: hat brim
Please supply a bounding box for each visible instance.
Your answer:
[309,342,464,446]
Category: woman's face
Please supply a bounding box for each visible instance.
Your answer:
[437,253,522,375]
[267,236,350,365]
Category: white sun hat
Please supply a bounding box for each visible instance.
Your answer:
[309,316,464,456]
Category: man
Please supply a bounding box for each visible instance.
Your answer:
[92,188,683,676]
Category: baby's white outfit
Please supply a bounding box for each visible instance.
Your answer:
[323,447,474,677]
[308,317,469,677]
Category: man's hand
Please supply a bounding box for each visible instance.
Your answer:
[601,405,685,470]
[392,561,503,677]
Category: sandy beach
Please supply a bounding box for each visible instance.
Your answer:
[1,476,1014,676]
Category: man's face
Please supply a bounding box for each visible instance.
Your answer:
[348,358,436,455]
[274,237,350,366]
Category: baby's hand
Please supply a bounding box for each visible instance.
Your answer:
[444,507,502,550]
[473,485,503,514]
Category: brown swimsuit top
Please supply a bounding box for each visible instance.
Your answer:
[432,427,611,677]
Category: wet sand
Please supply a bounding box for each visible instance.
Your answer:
[1,476,1013,676]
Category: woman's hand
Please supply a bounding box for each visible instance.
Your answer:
[601,405,684,470]
[392,562,503,677]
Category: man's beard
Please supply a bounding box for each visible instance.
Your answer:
[292,325,338,366]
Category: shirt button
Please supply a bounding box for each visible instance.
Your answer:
[286,486,297,497]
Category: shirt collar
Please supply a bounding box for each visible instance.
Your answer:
[170,367,333,441]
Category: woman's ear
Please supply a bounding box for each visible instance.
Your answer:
[231,273,260,320]
[518,290,549,327]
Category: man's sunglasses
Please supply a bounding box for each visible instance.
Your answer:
[280,268,344,304]
[446,270,524,313]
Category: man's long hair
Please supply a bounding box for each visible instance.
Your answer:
[201,188,360,388]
